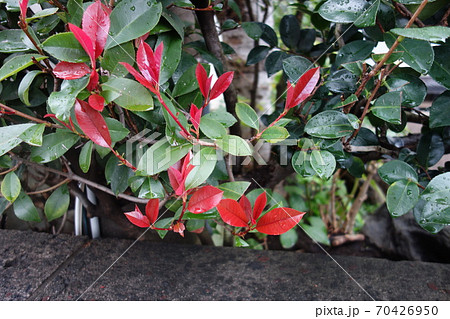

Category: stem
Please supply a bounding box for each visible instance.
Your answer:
[156,92,192,138]
[225,155,235,182]
[27,178,70,195]
[0,163,20,176]
[110,148,137,171]
[177,197,188,222]
[0,103,63,129]
[48,0,67,12]
[251,110,287,141]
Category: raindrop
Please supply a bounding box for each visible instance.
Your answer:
[130,6,136,11]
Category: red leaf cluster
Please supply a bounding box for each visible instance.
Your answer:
[187,185,223,214]
[19,0,28,23]
[217,192,306,235]
[74,99,111,147]
[124,199,160,228]
[285,67,320,110]
[168,152,194,196]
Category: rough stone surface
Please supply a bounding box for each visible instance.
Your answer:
[1,229,449,301]
[0,229,87,300]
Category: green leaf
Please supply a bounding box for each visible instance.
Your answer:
[429,44,450,89]
[280,228,298,249]
[236,102,259,130]
[246,46,270,66]
[430,91,450,128]
[137,139,192,175]
[0,123,37,156]
[265,51,289,77]
[1,171,21,203]
[391,26,450,43]
[42,32,89,63]
[44,185,70,222]
[0,30,30,53]
[305,110,354,139]
[385,74,426,107]
[282,56,313,83]
[106,0,162,49]
[242,21,263,40]
[319,0,370,23]
[105,156,134,195]
[292,151,315,177]
[101,41,136,77]
[102,78,154,111]
[378,160,418,184]
[185,147,218,190]
[334,40,375,67]
[354,0,379,27]
[79,141,93,173]
[161,8,185,38]
[302,216,330,245]
[371,91,402,124]
[200,117,227,139]
[26,7,59,22]
[420,172,450,207]
[384,33,434,74]
[325,69,358,93]
[138,178,165,199]
[216,135,252,156]
[416,132,444,168]
[0,54,47,81]
[279,15,300,49]
[67,0,83,25]
[30,132,79,163]
[18,70,43,106]
[234,236,250,248]
[218,181,251,200]
[158,32,182,85]
[202,111,237,128]
[172,64,203,97]
[19,123,45,146]
[105,118,129,142]
[13,192,41,222]
[260,126,289,143]
[48,76,89,121]
[386,179,419,217]
[310,150,336,179]
[413,199,446,234]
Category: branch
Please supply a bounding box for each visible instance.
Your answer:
[1,102,64,129]
[393,2,425,27]
[27,178,70,195]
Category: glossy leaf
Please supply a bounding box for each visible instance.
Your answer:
[102,41,135,77]
[246,46,270,66]
[256,207,306,235]
[75,99,111,147]
[210,71,234,100]
[0,30,30,53]
[188,185,223,214]
[68,23,95,66]
[106,0,162,49]
[305,111,354,139]
[48,76,89,121]
[82,1,110,59]
[429,44,450,89]
[218,181,251,200]
[265,51,289,77]
[354,0,379,27]
[391,26,450,43]
[302,216,330,245]
[260,126,289,143]
[138,178,165,199]
[420,172,450,207]
[325,69,358,93]
[189,104,202,130]
[282,56,313,84]
[200,117,227,139]
[280,228,298,249]
[26,8,58,22]
[137,139,192,176]
[430,91,450,128]
[236,102,259,130]
[0,54,47,81]
[253,191,267,223]
[371,91,402,124]
[185,147,218,190]
[19,123,45,147]
[42,32,90,63]
[0,124,36,156]
[18,70,43,106]
[334,40,375,67]
[217,198,249,227]
[310,150,336,179]
[378,160,418,184]
[386,179,419,217]
[1,171,21,203]
[79,141,93,173]
[195,63,211,99]
[413,199,446,234]
[239,195,252,223]
[285,67,320,109]
[319,0,369,23]
[202,111,237,128]
[124,205,150,228]
[53,62,91,80]
[30,132,79,163]
[145,198,159,224]
[416,132,444,168]
[44,185,70,222]
[102,77,154,111]
[385,74,426,108]
[279,15,300,49]
[13,192,41,222]
[216,135,252,156]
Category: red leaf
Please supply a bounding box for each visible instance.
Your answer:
[124,205,150,228]
[53,62,91,80]
[173,222,185,237]
[145,198,159,225]
[153,42,164,85]
[217,199,248,227]
[19,0,29,20]
[256,208,306,235]
[88,94,105,111]
[74,99,111,147]
[120,62,158,94]
[239,195,252,224]
[135,32,150,47]
[188,185,223,214]
[87,69,99,91]
[168,166,183,195]
[210,71,234,100]
[252,191,267,223]
[285,67,320,109]
[196,63,209,99]
[137,41,160,86]
[82,1,110,59]
[189,104,202,130]
[68,23,96,67]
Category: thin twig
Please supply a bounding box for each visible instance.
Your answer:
[225,155,235,182]
[0,102,63,129]
[26,178,71,195]
[393,2,425,27]
[0,163,21,176]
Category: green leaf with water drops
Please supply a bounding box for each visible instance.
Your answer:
[18,70,44,106]
[42,32,90,63]
[371,91,402,124]
[354,0,379,27]
[386,179,419,217]
[413,199,447,234]
[0,30,30,53]
[420,172,450,207]
[1,171,21,203]
[44,185,70,222]
[282,56,313,83]
[19,123,45,147]
[218,181,251,200]
[48,76,89,121]
[185,147,218,190]
[305,110,354,139]
[0,54,47,81]
[13,192,41,222]
[102,78,154,111]
[138,178,165,199]
[334,40,375,67]
[30,132,80,163]
[0,123,39,157]
[79,141,93,173]
[430,91,450,128]
[390,26,450,43]
[429,44,450,89]
[318,0,370,24]
[236,102,259,130]
[310,150,336,179]
[378,160,418,185]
